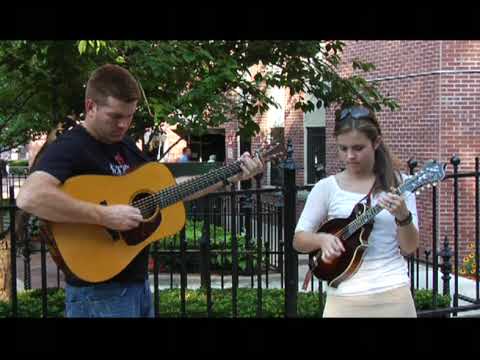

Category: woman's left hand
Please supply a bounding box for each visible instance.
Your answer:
[378,188,410,221]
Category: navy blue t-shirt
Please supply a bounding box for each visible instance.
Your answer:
[33,125,152,286]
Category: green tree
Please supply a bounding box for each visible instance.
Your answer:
[0,40,106,153]
[0,40,398,156]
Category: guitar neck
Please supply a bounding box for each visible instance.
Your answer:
[151,161,243,210]
[341,181,412,239]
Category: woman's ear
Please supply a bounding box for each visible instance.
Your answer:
[374,136,382,150]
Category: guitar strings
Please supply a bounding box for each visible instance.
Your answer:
[131,161,243,215]
[130,147,278,214]
[335,190,416,242]
[133,173,228,214]
[132,161,240,210]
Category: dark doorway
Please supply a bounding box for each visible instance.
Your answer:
[306,127,326,184]
[190,129,226,163]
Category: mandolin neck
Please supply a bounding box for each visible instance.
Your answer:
[341,180,413,239]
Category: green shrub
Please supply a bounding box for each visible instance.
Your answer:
[413,289,451,310]
[154,220,265,273]
[0,288,65,317]
[0,287,451,318]
[8,160,28,167]
[157,288,322,317]
[8,167,29,175]
[7,160,29,175]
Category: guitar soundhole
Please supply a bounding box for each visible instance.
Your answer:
[132,192,157,219]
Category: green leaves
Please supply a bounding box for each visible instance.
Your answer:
[78,40,87,55]
[0,40,398,151]
[154,220,264,273]
[78,40,108,55]
[0,287,451,318]
[0,40,105,152]
[414,289,451,311]
[352,58,376,72]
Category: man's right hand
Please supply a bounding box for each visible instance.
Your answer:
[99,204,144,231]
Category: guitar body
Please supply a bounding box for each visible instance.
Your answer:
[46,162,186,283]
[309,203,373,288]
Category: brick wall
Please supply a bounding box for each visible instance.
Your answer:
[438,41,480,260]
[221,41,480,262]
[324,40,480,261]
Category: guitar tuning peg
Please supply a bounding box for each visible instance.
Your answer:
[432,182,437,187]
[427,184,431,189]
[416,191,421,196]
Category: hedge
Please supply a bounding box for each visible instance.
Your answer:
[0,287,450,318]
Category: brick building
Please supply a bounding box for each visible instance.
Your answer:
[221,40,480,261]
[329,40,480,261]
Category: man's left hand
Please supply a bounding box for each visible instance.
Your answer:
[229,152,264,183]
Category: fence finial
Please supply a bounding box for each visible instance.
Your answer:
[282,139,297,171]
[450,154,461,167]
[407,158,418,175]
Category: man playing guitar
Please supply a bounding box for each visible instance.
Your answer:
[16,64,265,318]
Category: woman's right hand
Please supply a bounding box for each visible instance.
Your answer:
[318,233,345,264]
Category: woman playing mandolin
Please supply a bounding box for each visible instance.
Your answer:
[293,105,419,318]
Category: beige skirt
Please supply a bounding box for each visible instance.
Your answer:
[322,285,417,318]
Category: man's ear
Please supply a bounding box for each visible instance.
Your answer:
[85,98,96,114]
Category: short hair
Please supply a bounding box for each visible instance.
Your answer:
[85,64,141,106]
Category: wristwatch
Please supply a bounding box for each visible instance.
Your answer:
[395,211,413,226]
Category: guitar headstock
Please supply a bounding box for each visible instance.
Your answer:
[254,142,287,165]
[403,160,447,195]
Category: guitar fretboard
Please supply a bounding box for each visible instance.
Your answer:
[134,161,243,213]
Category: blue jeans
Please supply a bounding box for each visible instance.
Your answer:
[65,280,154,318]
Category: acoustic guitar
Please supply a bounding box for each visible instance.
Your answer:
[302,160,447,289]
[41,144,285,283]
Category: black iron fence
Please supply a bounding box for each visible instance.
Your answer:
[405,156,480,317]
[1,145,480,317]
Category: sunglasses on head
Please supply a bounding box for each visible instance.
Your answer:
[337,106,374,122]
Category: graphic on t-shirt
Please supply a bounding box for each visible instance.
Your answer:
[110,152,130,175]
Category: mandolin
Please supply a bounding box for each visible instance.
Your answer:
[302,160,446,289]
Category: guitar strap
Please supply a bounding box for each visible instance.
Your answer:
[301,178,377,291]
